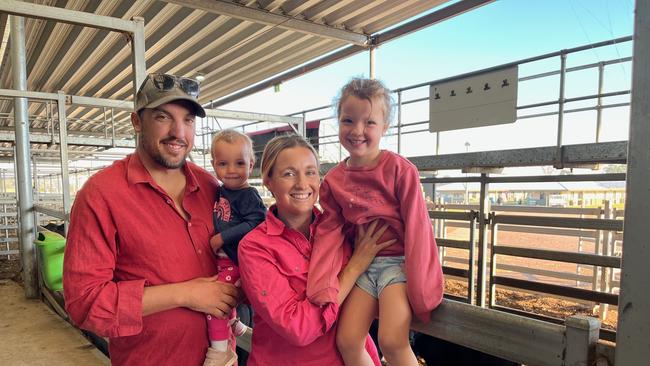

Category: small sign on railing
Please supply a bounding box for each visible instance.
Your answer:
[429,66,518,132]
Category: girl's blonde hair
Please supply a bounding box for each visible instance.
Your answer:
[211,129,255,164]
[335,78,394,125]
[260,134,319,185]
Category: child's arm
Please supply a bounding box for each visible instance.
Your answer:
[209,234,224,254]
[220,190,266,264]
[398,161,444,321]
[306,178,347,305]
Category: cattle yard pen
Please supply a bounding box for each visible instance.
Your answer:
[1,1,649,365]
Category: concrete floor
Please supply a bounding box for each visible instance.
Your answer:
[0,280,109,366]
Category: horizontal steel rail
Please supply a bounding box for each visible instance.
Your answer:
[494,276,619,305]
[0,132,135,148]
[410,299,598,366]
[437,238,472,250]
[493,214,623,231]
[443,266,469,278]
[429,210,474,221]
[493,205,603,215]
[495,245,621,268]
[0,0,137,32]
[33,205,66,220]
[496,224,598,239]
[444,255,606,284]
[491,305,617,343]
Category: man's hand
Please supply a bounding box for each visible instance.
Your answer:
[181,276,239,318]
[142,276,240,318]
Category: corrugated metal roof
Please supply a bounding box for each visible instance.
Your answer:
[0,0,455,152]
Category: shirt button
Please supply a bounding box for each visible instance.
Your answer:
[166,199,171,204]
[198,249,202,254]
[188,222,192,227]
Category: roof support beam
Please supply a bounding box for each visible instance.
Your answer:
[0,0,137,32]
[212,0,493,106]
[162,0,369,45]
[375,0,494,44]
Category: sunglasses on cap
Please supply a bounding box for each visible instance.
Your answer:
[145,73,200,97]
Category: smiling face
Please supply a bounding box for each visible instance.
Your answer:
[338,95,389,167]
[132,101,196,170]
[211,138,254,190]
[264,146,320,226]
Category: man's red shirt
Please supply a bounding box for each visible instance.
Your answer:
[63,153,219,365]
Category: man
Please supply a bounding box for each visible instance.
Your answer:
[63,73,239,365]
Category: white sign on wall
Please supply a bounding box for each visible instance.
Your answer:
[429,66,518,132]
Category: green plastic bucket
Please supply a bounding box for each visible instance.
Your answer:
[35,230,66,292]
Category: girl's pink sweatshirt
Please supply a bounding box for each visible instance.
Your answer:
[307,150,444,321]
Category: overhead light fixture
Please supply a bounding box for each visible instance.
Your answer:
[195,73,206,84]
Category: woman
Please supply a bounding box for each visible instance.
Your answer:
[238,135,393,365]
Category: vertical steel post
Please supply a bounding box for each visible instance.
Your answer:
[599,200,612,320]
[10,15,38,298]
[468,211,476,304]
[565,316,600,366]
[130,17,146,96]
[32,157,39,228]
[57,92,71,236]
[298,112,306,138]
[476,173,490,307]
[616,0,650,362]
[555,52,567,168]
[396,90,402,154]
[369,46,375,79]
[596,63,605,143]
[488,216,498,307]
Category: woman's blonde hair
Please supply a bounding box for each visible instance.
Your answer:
[211,129,256,163]
[260,134,319,185]
[335,77,394,125]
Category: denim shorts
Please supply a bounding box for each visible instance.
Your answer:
[355,255,406,299]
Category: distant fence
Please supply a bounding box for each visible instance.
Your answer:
[431,201,623,340]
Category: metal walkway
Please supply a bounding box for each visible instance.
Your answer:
[0,280,108,366]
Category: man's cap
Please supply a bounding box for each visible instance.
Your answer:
[135,74,206,118]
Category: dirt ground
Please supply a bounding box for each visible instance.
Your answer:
[445,278,617,330]
[0,279,108,366]
[0,258,21,282]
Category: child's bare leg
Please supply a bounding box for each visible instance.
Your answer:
[378,283,418,366]
[337,286,377,366]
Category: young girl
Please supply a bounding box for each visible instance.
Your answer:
[204,129,266,366]
[306,78,444,366]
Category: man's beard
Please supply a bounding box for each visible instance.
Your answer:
[140,135,189,169]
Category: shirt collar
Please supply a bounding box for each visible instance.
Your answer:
[126,153,199,193]
[265,205,321,236]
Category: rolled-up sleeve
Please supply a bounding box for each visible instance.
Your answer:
[239,237,339,347]
[63,185,145,337]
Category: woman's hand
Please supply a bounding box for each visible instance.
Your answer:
[347,220,396,277]
[337,220,396,304]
